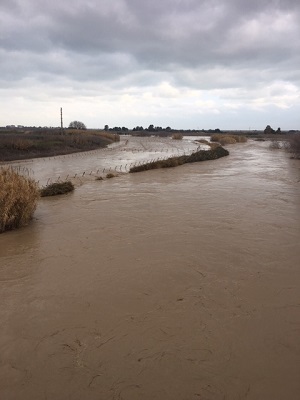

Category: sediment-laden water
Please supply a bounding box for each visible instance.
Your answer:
[1,136,204,186]
[0,139,299,400]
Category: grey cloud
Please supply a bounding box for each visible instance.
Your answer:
[0,0,299,100]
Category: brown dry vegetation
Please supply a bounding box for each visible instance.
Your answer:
[130,146,229,173]
[0,167,39,233]
[66,129,120,142]
[40,181,75,197]
[211,134,247,145]
[0,129,120,161]
[172,133,183,140]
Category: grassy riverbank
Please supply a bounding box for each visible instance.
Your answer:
[0,129,119,162]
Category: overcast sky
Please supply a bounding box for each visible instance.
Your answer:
[1,0,299,130]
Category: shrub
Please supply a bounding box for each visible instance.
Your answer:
[210,134,222,142]
[106,173,115,179]
[172,133,183,140]
[211,134,247,145]
[40,181,74,197]
[219,136,237,145]
[0,167,39,233]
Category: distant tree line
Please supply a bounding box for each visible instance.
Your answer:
[103,124,219,133]
[264,125,281,134]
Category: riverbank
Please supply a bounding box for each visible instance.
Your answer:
[0,129,119,161]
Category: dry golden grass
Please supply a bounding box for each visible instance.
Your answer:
[10,139,35,150]
[172,133,183,140]
[234,135,247,143]
[219,136,237,145]
[211,134,247,145]
[98,131,120,142]
[67,129,120,142]
[0,167,39,233]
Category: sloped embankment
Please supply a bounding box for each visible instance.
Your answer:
[130,145,229,173]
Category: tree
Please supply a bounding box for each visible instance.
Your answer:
[69,121,87,130]
[104,124,109,131]
[264,125,275,134]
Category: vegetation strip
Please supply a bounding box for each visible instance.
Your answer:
[40,181,75,197]
[130,145,229,173]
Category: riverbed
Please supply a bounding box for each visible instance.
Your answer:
[0,139,299,400]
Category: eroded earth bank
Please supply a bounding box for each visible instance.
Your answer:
[0,140,300,399]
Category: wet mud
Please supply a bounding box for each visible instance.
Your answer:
[0,140,300,399]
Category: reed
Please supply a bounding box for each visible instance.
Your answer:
[0,167,39,233]
[211,134,247,145]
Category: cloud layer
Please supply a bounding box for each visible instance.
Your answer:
[1,0,299,129]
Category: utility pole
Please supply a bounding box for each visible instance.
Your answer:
[60,107,63,134]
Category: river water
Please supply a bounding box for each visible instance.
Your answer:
[2,136,205,186]
[0,139,299,400]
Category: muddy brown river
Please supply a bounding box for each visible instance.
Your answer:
[0,139,299,400]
